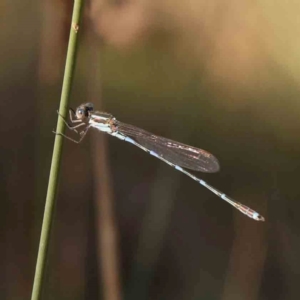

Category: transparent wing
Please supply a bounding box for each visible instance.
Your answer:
[116,121,220,173]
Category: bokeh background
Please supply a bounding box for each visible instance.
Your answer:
[1,1,300,299]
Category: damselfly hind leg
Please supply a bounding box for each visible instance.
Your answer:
[53,126,90,144]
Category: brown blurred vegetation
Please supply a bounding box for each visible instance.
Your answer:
[1,1,300,300]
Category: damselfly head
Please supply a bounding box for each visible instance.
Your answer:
[76,103,94,120]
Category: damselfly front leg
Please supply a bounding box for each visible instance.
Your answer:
[56,109,86,132]
[53,109,91,143]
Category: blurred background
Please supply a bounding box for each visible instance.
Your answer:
[1,1,300,299]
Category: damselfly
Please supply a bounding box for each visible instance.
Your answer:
[55,103,265,221]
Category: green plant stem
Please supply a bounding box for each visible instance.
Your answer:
[31,1,85,300]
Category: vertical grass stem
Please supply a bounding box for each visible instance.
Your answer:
[31,1,85,299]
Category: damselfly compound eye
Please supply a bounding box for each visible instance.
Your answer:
[76,108,85,119]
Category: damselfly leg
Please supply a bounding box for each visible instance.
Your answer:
[53,109,91,143]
